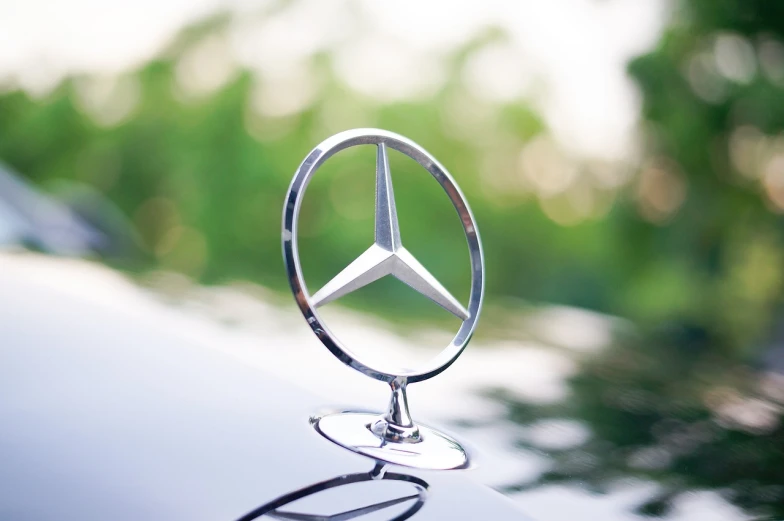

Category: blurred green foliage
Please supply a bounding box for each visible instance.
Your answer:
[3,4,784,343]
[0,11,668,330]
[1,3,779,350]
[3,4,779,348]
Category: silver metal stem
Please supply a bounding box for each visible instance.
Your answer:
[371,377,422,443]
[385,377,413,427]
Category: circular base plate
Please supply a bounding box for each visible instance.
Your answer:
[313,411,469,470]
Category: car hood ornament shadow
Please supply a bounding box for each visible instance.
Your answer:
[282,129,484,470]
[234,463,428,521]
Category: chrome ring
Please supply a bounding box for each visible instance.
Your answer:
[282,128,484,383]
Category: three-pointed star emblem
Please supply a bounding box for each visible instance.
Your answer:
[266,492,420,521]
[310,143,469,321]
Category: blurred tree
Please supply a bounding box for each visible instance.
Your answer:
[3,0,784,341]
[624,0,784,352]
[0,12,624,326]
[496,1,784,518]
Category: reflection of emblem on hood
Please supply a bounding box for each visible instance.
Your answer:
[282,129,484,470]
[235,464,428,521]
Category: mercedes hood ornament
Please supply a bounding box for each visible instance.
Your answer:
[282,129,484,470]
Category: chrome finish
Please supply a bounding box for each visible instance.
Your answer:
[282,129,484,382]
[371,377,420,443]
[310,143,469,321]
[314,411,471,471]
[282,129,484,470]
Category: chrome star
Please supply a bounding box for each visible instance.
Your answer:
[310,143,469,321]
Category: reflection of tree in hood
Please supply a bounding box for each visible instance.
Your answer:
[499,322,784,520]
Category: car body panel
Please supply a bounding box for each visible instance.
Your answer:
[0,254,528,520]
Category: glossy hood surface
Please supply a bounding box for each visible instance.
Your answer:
[0,254,528,520]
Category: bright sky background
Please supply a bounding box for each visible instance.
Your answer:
[0,0,669,160]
